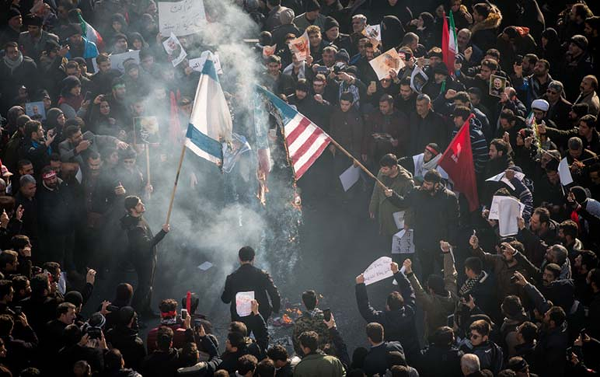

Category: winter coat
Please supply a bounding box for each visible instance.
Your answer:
[418,344,463,377]
[408,110,449,155]
[369,166,414,236]
[408,252,458,338]
[356,271,420,364]
[388,186,460,251]
[293,352,346,377]
[533,323,569,377]
[329,106,364,159]
[120,214,167,258]
[460,340,504,375]
[363,341,405,377]
[220,263,281,321]
[106,326,146,371]
[469,10,502,53]
[363,109,410,159]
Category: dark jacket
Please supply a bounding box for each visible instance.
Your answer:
[356,271,420,363]
[460,340,504,375]
[221,263,280,321]
[217,338,263,374]
[363,109,410,160]
[18,137,51,174]
[419,344,464,377]
[409,110,448,155]
[362,341,405,377]
[140,348,181,377]
[120,215,167,257]
[0,55,39,113]
[106,325,146,371]
[389,186,460,251]
[533,323,569,377]
[329,106,364,159]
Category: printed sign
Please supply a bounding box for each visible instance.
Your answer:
[133,116,160,145]
[235,291,254,317]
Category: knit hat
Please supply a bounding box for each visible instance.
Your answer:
[570,186,589,204]
[279,8,295,25]
[305,0,320,12]
[433,64,449,76]
[427,50,443,60]
[324,16,339,32]
[65,291,83,307]
[8,8,21,21]
[531,99,549,112]
[112,33,128,44]
[335,48,350,62]
[570,35,588,50]
[60,76,82,96]
[23,14,42,26]
[44,39,60,53]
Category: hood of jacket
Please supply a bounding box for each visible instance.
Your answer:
[471,10,502,33]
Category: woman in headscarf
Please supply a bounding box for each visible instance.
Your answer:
[58,76,88,119]
[408,12,437,50]
[4,106,25,137]
[87,96,124,139]
[128,32,149,51]
[44,108,66,150]
[381,15,405,51]
[540,28,562,77]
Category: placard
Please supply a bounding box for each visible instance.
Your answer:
[163,32,187,67]
[158,0,206,37]
[133,116,160,145]
[235,291,254,317]
[25,102,45,121]
[392,229,415,254]
[363,256,394,285]
[369,48,404,80]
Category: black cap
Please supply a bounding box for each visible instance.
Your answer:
[570,35,588,50]
[324,16,339,32]
[23,14,42,26]
[305,0,320,12]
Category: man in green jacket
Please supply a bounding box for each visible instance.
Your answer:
[369,154,414,237]
[294,331,346,377]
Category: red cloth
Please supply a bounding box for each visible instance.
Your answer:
[146,323,187,353]
[438,115,479,211]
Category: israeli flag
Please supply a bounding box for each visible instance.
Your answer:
[185,52,232,165]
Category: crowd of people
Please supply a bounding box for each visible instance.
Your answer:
[0,0,600,376]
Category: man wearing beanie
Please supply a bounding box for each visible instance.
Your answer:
[322,16,351,52]
[294,0,326,34]
[18,14,59,62]
[561,35,594,101]
[0,41,40,114]
[120,196,170,319]
[0,8,22,45]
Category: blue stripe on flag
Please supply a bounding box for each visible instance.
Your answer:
[255,85,297,123]
[202,59,219,82]
[186,123,223,160]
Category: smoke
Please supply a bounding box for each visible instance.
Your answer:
[136,0,302,305]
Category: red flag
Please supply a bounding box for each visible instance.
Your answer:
[442,12,451,73]
[438,115,479,211]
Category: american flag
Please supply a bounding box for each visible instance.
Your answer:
[256,86,331,179]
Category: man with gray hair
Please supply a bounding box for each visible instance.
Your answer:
[461,354,482,376]
[545,80,573,129]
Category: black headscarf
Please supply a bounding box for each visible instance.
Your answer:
[381,16,405,51]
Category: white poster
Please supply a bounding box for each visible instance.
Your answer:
[339,165,361,192]
[158,0,206,37]
[288,31,310,61]
[392,211,405,230]
[363,256,394,285]
[163,32,187,67]
[392,229,415,254]
[235,291,254,317]
[369,48,404,81]
[498,197,522,236]
[485,170,525,190]
[558,158,573,186]
[91,50,140,74]
[488,195,525,220]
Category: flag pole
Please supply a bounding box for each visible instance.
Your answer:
[166,143,187,225]
[145,146,152,199]
[327,137,388,189]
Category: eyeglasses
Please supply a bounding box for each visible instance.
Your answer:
[469,333,481,339]
[546,90,558,95]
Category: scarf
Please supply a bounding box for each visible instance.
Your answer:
[3,53,23,74]
[459,271,486,296]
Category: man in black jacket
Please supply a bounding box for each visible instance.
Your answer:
[362,322,406,377]
[120,196,170,319]
[419,326,464,377]
[355,262,419,365]
[221,246,280,321]
[386,170,460,280]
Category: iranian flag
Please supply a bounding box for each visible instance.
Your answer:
[442,11,458,74]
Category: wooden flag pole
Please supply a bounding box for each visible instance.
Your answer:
[166,144,187,225]
[327,137,388,189]
[145,146,152,199]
